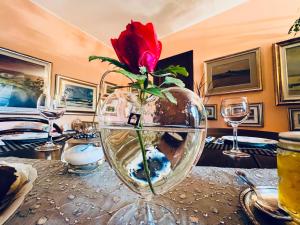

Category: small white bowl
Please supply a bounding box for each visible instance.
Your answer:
[62,144,104,174]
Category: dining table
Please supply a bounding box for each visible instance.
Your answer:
[0,136,277,169]
[1,156,278,225]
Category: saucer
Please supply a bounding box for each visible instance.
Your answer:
[62,144,104,174]
[240,187,293,225]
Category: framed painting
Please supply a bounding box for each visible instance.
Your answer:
[274,37,300,105]
[55,75,98,113]
[288,108,300,131]
[205,104,217,120]
[204,48,262,96]
[102,97,118,116]
[240,103,264,127]
[154,50,194,90]
[102,81,117,98]
[0,48,51,114]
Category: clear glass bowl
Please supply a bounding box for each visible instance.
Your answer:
[99,87,207,224]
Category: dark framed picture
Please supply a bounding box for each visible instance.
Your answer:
[101,81,118,99]
[103,97,118,116]
[288,108,300,131]
[154,50,194,90]
[204,48,262,96]
[55,75,98,113]
[205,104,217,120]
[0,48,51,114]
[240,103,264,127]
[274,37,300,105]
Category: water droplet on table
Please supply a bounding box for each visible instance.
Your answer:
[113,196,119,202]
[179,194,186,199]
[189,215,199,223]
[211,207,218,214]
[73,208,83,216]
[68,194,75,200]
[36,216,48,225]
[30,204,41,210]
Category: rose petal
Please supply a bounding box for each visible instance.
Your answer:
[139,51,158,73]
[111,21,161,74]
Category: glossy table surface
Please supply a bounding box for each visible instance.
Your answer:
[2,157,278,225]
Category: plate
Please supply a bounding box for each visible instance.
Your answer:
[0,132,61,142]
[0,162,37,225]
[222,136,278,147]
[240,187,292,225]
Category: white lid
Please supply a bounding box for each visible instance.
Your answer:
[279,132,300,142]
[63,144,104,166]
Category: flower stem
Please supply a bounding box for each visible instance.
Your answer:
[136,128,156,195]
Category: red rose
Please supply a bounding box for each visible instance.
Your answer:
[111,21,162,74]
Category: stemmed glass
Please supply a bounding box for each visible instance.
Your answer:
[221,97,250,158]
[35,93,66,152]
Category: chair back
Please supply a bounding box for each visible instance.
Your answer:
[0,117,62,135]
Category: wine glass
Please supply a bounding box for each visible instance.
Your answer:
[35,93,66,151]
[221,97,250,158]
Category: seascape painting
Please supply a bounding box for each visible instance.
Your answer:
[0,48,51,114]
[56,75,97,113]
[211,59,250,88]
[205,48,261,96]
[64,84,93,109]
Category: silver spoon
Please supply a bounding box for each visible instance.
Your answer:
[235,170,292,221]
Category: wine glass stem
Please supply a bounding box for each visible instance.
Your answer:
[232,124,239,150]
[47,120,54,144]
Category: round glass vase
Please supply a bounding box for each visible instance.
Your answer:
[99,87,207,225]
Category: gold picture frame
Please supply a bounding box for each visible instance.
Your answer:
[204,48,262,96]
[0,47,51,114]
[55,74,98,114]
[273,37,300,105]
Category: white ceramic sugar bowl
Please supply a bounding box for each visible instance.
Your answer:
[62,144,104,174]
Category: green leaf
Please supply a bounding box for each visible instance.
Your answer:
[89,56,128,70]
[163,91,177,105]
[144,87,165,98]
[131,82,141,89]
[155,65,189,77]
[151,72,174,78]
[163,77,185,88]
[116,70,147,82]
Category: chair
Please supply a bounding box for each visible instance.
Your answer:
[0,117,69,159]
[0,117,62,135]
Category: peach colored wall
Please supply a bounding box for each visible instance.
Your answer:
[0,0,122,126]
[160,0,300,132]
